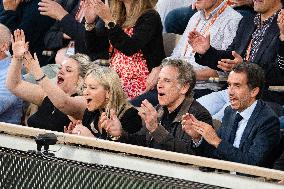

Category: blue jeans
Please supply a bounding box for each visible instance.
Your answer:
[197,89,284,122]
[197,89,230,121]
[280,116,284,129]
[165,6,196,34]
[130,89,159,107]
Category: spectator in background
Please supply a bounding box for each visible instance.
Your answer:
[6,30,92,132]
[190,0,284,121]
[170,0,242,98]
[38,0,109,61]
[0,0,55,66]
[165,0,254,34]
[84,0,165,99]
[155,0,190,32]
[0,24,22,124]
[182,63,280,167]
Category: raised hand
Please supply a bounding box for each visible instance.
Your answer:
[105,109,123,138]
[188,30,210,55]
[217,51,243,72]
[72,123,95,137]
[11,29,28,59]
[278,9,284,41]
[3,0,22,11]
[38,0,68,20]
[84,0,97,24]
[138,100,158,133]
[23,51,42,77]
[181,113,201,141]
[188,114,221,148]
[89,0,113,23]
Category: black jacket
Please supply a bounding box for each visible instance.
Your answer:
[121,97,213,154]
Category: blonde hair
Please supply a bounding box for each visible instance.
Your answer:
[110,0,154,28]
[85,66,132,118]
[69,53,96,95]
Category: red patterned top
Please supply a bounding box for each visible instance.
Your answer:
[110,27,149,99]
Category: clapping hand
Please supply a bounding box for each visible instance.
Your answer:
[181,113,201,141]
[84,0,97,24]
[188,29,210,55]
[64,120,80,134]
[138,100,159,133]
[278,9,284,41]
[99,109,123,138]
[3,0,22,11]
[88,0,113,23]
[11,29,29,59]
[217,51,243,72]
[23,51,42,77]
[38,0,68,20]
[183,114,221,148]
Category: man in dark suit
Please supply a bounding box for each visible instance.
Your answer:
[188,0,284,107]
[182,63,280,167]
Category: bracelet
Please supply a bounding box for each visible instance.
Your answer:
[35,74,46,82]
[85,22,96,31]
[12,55,24,61]
[109,135,121,141]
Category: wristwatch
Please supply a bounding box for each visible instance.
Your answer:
[106,21,116,29]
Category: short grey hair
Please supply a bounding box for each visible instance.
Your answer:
[161,58,196,98]
[0,24,11,47]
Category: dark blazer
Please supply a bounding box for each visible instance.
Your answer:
[122,97,213,154]
[196,100,280,167]
[195,14,284,104]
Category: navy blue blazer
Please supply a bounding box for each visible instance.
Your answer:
[196,100,280,167]
[195,14,284,105]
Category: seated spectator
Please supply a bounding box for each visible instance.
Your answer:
[182,63,280,167]
[6,30,92,132]
[0,0,55,66]
[0,24,22,124]
[131,0,242,106]
[38,0,109,60]
[84,0,165,99]
[171,0,242,98]
[107,59,212,154]
[66,66,143,140]
[165,0,254,34]
[155,0,190,32]
[188,0,284,120]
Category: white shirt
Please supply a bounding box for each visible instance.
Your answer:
[171,2,243,91]
[233,100,258,148]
